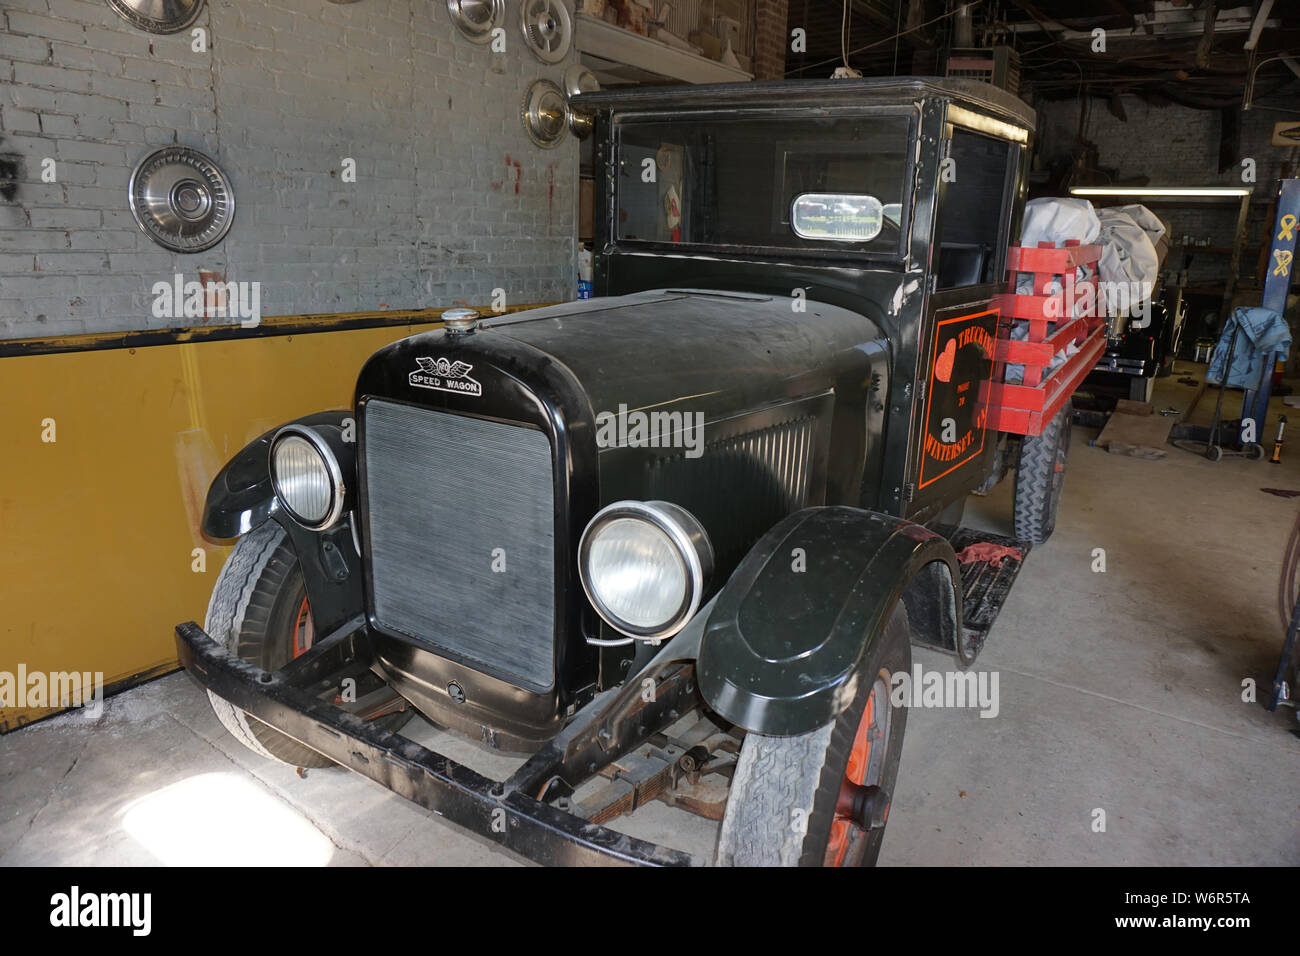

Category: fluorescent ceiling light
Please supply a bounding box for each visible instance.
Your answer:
[1069,186,1252,197]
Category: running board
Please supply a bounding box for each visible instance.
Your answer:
[933,524,1031,663]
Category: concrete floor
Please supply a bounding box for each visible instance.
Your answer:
[3,363,1300,866]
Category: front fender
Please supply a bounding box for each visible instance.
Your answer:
[202,410,354,540]
[697,506,961,736]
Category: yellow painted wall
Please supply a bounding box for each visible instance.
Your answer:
[0,315,490,729]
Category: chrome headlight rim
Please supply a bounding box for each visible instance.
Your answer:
[269,425,346,531]
[578,499,714,641]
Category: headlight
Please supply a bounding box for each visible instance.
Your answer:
[269,427,344,530]
[579,500,713,640]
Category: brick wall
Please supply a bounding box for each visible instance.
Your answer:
[0,0,578,340]
[752,0,787,81]
[1035,95,1300,286]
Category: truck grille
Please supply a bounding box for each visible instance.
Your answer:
[644,416,818,569]
[362,399,556,690]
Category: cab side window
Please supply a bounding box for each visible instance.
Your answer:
[935,128,1017,289]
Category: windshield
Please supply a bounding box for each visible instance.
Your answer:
[615,112,911,256]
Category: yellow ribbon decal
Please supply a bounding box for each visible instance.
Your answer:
[1274,249,1293,277]
[1279,214,1297,242]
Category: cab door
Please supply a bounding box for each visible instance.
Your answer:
[904,112,1028,523]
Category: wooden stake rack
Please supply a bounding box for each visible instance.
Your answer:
[985,240,1109,436]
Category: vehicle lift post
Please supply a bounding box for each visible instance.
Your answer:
[1244,178,1300,432]
[1176,179,1297,457]
[1264,180,1300,711]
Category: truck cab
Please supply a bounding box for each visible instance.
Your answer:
[178,77,1066,868]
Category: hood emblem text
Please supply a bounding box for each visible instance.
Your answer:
[410,356,482,396]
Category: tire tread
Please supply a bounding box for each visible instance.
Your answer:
[203,521,334,768]
[1013,401,1071,544]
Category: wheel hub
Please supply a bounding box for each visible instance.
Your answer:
[836,782,890,830]
[825,675,892,865]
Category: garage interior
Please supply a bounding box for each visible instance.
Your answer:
[3,0,1300,869]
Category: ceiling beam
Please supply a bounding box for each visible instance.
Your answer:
[848,0,899,31]
[1244,0,1275,51]
[1195,1,1218,68]
[1101,0,1136,29]
[1008,0,1060,38]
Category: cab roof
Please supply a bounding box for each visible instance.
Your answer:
[573,76,1035,133]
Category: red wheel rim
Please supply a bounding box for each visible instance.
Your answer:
[291,595,314,659]
[825,674,890,867]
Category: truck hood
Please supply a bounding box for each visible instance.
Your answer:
[472,289,886,421]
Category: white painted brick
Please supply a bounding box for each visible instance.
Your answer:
[142,126,181,146]
[1,108,44,134]
[12,182,75,206]
[0,32,52,64]
[48,160,97,185]
[6,10,86,44]
[65,229,140,251]
[124,102,196,129]
[60,0,131,28]
[55,139,126,164]
[48,40,119,73]
[105,251,173,273]
[0,253,39,272]
[0,229,69,251]
[27,206,100,228]
[88,74,160,103]
[0,273,64,295]
[3,0,52,13]
[34,251,111,272]
[1,0,578,337]
[63,185,128,208]
[151,84,215,112]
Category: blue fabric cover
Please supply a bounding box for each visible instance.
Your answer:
[1207,306,1292,388]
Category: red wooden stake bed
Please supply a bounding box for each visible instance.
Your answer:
[985,239,1108,437]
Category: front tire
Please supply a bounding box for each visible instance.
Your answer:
[204,521,337,768]
[715,605,911,866]
[203,521,409,768]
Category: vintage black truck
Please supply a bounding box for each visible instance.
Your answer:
[176,77,1074,866]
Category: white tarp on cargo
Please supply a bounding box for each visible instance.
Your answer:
[1006,198,1162,383]
[1111,203,1167,248]
[1017,197,1161,297]
[1095,207,1160,316]
[1019,196,1102,249]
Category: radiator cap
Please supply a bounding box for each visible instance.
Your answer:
[442,308,480,333]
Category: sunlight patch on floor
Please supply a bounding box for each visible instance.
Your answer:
[120,772,334,866]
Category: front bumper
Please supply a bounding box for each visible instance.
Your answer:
[175,619,696,867]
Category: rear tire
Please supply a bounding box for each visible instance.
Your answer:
[1013,400,1072,545]
[715,605,911,867]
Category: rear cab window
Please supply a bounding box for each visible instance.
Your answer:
[614,112,913,260]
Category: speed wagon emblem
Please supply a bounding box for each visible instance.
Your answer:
[410,356,482,396]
